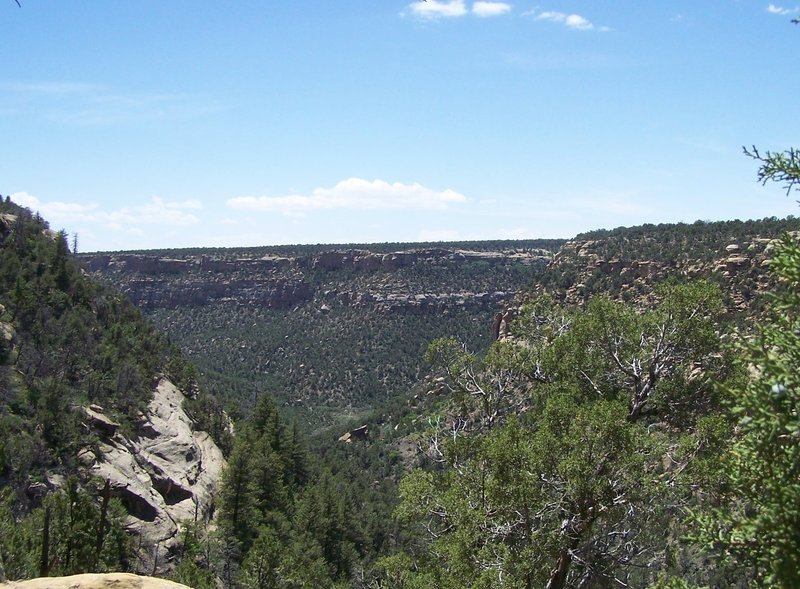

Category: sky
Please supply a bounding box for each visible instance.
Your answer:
[2,1,800,252]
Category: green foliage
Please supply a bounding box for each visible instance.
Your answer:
[183,388,234,456]
[214,390,370,587]
[0,200,180,490]
[91,239,564,428]
[550,280,726,422]
[0,198,233,580]
[695,235,800,587]
[218,435,261,553]
[0,478,129,580]
[150,300,504,429]
[535,216,800,306]
[240,527,281,589]
[744,145,800,195]
[170,522,217,589]
[394,282,730,588]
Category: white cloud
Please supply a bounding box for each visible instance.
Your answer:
[227,178,467,216]
[472,2,511,17]
[497,227,532,239]
[10,192,99,216]
[534,10,608,31]
[9,192,202,229]
[408,0,467,19]
[766,3,799,15]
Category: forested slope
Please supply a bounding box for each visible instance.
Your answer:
[83,241,561,425]
[0,198,194,579]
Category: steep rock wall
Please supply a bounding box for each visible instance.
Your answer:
[81,246,554,311]
[80,378,226,573]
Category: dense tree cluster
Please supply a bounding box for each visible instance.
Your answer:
[150,299,505,428]
[172,394,380,589]
[0,199,213,482]
[385,281,735,588]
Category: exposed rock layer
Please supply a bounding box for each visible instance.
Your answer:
[81,378,225,573]
[81,247,553,311]
[1,573,191,589]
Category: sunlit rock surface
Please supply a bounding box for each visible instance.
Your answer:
[1,573,191,589]
[82,378,225,572]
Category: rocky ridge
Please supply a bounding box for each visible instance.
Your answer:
[79,378,226,573]
[537,233,787,313]
[81,246,554,311]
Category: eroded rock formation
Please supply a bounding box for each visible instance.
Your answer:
[81,246,553,312]
[80,378,226,572]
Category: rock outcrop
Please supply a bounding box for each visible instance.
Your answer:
[81,246,554,312]
[546,235,781,312]
[338,425,369,443]
[1,573,191,589]
[80,378,226,573]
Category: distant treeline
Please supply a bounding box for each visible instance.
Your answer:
[89,238,567,258]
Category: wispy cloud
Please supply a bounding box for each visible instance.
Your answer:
[227,178,467,216]
[1,82,101,95]
[10,192,202,230]
[766,3,799,15]
[529,10,609,31]
[407,0,467,19]
[417,225,530,241]
[406,1,511,19]
[1,81,223,126]
[473,2,511,17]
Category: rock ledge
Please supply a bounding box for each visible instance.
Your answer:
[1,572,191,589]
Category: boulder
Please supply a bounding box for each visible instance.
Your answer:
[84,406,120,437]
[725,255,750,270]
[338,425,369,443]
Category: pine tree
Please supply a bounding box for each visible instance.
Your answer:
[218,436,258,552]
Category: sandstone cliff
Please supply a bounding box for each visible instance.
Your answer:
[80,378,226,573]
[81,245,554,311]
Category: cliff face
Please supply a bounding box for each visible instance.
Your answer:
[552,236,773,300]
[528,222,800,316]
[80,378,226,573]
[81,246,553,311]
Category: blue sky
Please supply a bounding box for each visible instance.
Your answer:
[3,1,800,251]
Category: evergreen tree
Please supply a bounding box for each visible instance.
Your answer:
[395,282,728,588]
[218,436,258,553]
[696,147,800,587]
[240,527,281,589]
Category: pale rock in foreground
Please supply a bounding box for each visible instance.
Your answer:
[1,573,191,589]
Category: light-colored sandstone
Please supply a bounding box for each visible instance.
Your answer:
[1,573,191,589]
